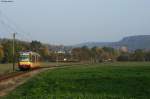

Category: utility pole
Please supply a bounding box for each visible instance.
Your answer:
[0,0,15,71]
[12,33,16,72]
[56,52,59,66]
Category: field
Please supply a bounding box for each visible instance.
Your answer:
[0,64,16,75]
[3,62,150,99]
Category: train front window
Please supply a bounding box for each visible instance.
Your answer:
[19,55,30,62]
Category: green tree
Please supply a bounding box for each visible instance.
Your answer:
[2,40,13,63]
[30,40,42,52]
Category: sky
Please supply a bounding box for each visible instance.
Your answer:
[0,0,150,45]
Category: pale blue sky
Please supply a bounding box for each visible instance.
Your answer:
[0,0,150,45]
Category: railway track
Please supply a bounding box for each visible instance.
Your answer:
[0,67,52,82]
[0,66,57,97]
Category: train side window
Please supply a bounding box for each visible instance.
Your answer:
[36,56,38,62]
[34,55,38,63]
[35,55,37,63]
[32,55,35,63]
[29,54,32,62]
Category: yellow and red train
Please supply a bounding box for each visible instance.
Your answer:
[18,51,41,70]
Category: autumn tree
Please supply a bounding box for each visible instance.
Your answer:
[91,47,104,63]
[71,48,82,61]
[102,47,116,61]
[117,52,130,61]
[0,45,4,62]
[133,49,145,61]
[39,45,50,61]
[145,51,150,61]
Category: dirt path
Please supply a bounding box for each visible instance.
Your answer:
[0,67,53,97]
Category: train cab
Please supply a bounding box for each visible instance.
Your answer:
[18,51,41,70]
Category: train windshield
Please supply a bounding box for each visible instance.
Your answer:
[19,54,30,62]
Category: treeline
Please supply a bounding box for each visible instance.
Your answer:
[71,46,150,62]
[0,39,50,63]
[0,38,150,63]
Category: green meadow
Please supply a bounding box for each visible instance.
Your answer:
[4,62,150,99]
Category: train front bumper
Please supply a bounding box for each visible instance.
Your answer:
[18,62,32,69]
[19,64,31,69]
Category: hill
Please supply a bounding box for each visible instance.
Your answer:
[74,35,150,50]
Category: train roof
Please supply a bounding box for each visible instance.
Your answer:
[19,51,40,56]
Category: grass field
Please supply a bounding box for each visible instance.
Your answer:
[0,64,16,75]
[3,62,150,99]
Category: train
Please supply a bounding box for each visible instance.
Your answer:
[18,51,41,70]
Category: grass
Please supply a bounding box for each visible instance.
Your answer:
[0,63,16,75]
[3,62,150,99]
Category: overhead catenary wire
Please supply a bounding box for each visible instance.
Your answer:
[0,8,33,42]
[0,20,12,37]
[0,9,18,42]
[0,11,16,32]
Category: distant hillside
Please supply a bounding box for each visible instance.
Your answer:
[74,35,150,50]
[0,38,71,52]
[1,35,150,51]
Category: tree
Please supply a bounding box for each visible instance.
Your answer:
[71,46,91,62]
[30,40,42,52]
[117,53,130,61]
[102,47,116,61]
[145,51,150,61]
[0,45,4,62]
[133,49,145,61]
[48,51,57,62]
[1,40,13,63]
[80,46,91,61]
[71,48,83,61]
[91,47,104,63]
[30,40,50,60]
[39,45,50,61]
